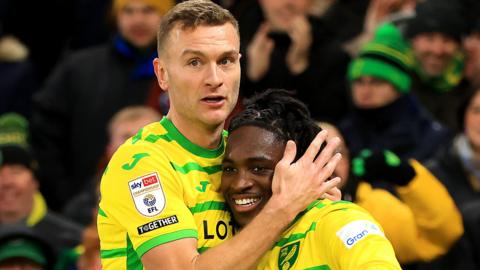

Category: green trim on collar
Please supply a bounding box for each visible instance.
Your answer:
[160,117,225,159]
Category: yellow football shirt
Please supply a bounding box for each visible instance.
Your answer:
[98,117,233,269]
[257,200,401,270]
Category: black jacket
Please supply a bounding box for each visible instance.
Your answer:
[411,76,470,132]
[31,40,157,208]
[415,141,480,270]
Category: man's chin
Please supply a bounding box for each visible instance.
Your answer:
[125,38,156,50]
[422,62,449,77]
[202,112,230,127]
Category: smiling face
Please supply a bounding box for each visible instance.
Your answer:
[411,32,459,76]
[0,164,37,223]
[154,23,241,132]
[221,126,285,227]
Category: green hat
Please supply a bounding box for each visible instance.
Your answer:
[0,237,47,266]
[348,23,415,93]
[0,113,29,149]
[0,113,36,171]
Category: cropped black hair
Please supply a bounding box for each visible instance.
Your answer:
[229,89,322,161]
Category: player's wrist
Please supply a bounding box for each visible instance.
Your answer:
[262,195,299,225]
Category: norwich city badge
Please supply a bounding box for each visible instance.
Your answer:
[278,241,300,270]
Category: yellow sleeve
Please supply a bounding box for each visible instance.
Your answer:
[319,205,401,270]
[355,160,464,263]
[395,160,464,260]
[98,142,197,258]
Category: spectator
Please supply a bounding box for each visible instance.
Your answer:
[0,12,37,119]
[339,23,451,161]
[62,106,161,226]
[426,88,480,269]
[463,18,480,89]
[0,113,82,256]
[320,122,464,267]
[342,0,418,56]
[237,0,351,122]
[0,226,56,270]
[104,106,162,160]
[75,222,101,270]
[318,0,370,43]
[55,204,101,270]
[406,0,470,131]
[31,0,174,209]
[0,0,71,82]
[427,87,480,213]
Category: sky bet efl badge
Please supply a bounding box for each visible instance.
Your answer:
[128,172,166,217]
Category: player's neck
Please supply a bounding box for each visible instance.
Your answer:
[166,113,224,150]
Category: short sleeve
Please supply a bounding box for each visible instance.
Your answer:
[99,142,197,258]
[318,204,402,270]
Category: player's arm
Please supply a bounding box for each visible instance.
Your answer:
[142,130,342,270]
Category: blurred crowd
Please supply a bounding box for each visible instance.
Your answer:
[0,0,480,269]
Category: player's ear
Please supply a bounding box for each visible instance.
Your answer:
[154,58,169,91]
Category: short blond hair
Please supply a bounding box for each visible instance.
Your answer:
[157,0,239,56]
[108,106,161,137]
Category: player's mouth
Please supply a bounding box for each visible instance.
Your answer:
[130,26,150,35]
[201,95,226,107]
[229,195,262,213]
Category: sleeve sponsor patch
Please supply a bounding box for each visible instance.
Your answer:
[137,215,179,235]
[128,172,166,217]
[336,220,385,249]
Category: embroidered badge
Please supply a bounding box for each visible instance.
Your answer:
[128,172,166,217]
[278,241,300,270]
